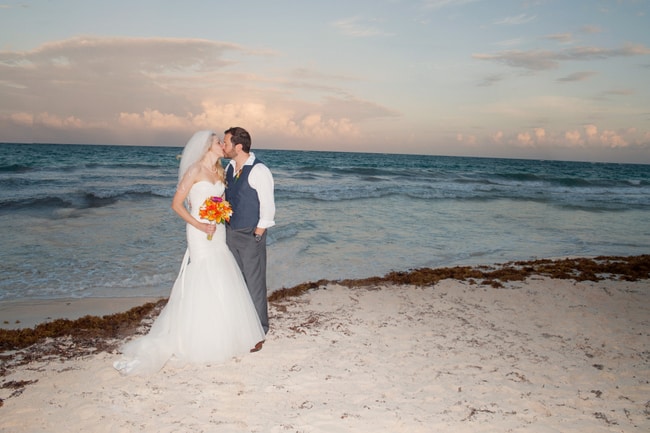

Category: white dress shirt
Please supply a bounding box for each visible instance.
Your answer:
[228,152,276,229]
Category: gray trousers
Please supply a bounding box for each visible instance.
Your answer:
[225,226,269,334]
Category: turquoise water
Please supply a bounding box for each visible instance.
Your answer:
[1,142,649,301]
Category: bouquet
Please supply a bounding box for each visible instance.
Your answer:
[198,196,233,240]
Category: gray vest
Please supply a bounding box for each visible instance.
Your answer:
[225,159,263,229]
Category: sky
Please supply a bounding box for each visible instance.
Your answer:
[1,0,649,163]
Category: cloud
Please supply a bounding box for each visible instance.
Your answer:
[7,111,105,129]
[459,124,647,158]
[494,38,526,48]
[0,36,382,146]
[556,71,596,82]
[544,33,574,44]
[564,129,583,146]
[473,43,650,71]
[321,96,399,122]
[570,43,650,59]
[482,124,641,151]
[39,113,84,129]
[516,131,535,147]
[473,49,559,70]
[332,17,389,38]
[456,133,477,145]
[290,68,359,83]
[491,130,504,144]
[516,128,548,147]
[582,126,633,149]
[580,25,602,34]
[0,36,248,119]
[421,0,482,10]
[602,88,634,96]
[117,99,367,144]
[118,109,189,130]
[477,73,506,87]
[21,35,245,70]
[585,124,598,139]
[9,112,32,125]
[493,14,537,25]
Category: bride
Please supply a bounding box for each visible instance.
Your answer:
[114,130,265,375]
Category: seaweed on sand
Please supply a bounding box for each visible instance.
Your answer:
[269,254,650,299]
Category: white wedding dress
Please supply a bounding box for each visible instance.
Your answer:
[114,181,265,375]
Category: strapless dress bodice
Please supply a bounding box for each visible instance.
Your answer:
[188,181,225,219]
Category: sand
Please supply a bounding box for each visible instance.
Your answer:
[1,274,648,432]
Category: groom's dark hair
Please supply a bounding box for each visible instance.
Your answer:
[225,127,252,153]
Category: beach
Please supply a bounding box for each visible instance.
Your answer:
[1,257,649,432]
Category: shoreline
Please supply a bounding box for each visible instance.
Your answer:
[1,254,649,333]
[0,297,164,330]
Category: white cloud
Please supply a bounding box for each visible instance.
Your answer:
[544,33,574,44]
[115,101,361,143]
[516,131,535,147]
[564,129,584,146]
[477,73,506,87]
[494,38,526,48]
[9,112,33,125]
[332,17,389,38]
[473,43,650,71]
[585,124,598,139]
[494,14,537,25]
[422,0,481,9]
[456,133,476,145]
[602,88,634,96]
[38,113,83,129]
[0,36,374,146]
[491,130,504,144]
[556,71,597,82]
[580,25,602,34]
[473,49,560,70]
[118,109,189,130]
[599,129,628,148]
[477,124,644,152]
[421,0,482,10]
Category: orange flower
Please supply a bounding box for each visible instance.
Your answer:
[198,196,233,239]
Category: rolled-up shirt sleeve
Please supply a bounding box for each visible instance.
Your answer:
[248,163,276,229]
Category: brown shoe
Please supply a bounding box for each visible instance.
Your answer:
[250,341,264,353]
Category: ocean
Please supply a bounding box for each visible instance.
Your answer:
[1,142,649,302]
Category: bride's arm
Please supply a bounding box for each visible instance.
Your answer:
[172,165,214,234]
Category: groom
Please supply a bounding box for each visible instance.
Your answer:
[222,127,275,350]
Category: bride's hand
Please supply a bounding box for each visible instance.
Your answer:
[204,222,217,235]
